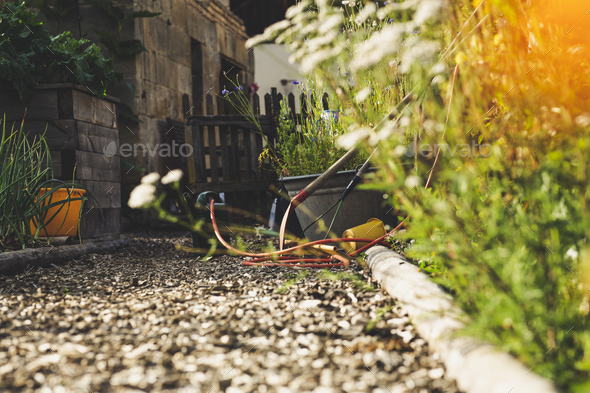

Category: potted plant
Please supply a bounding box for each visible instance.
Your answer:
[222,79,397,241]
[0,116,96,250]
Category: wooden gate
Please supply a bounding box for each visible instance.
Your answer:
[185,114,275,225]
[184,87,331,226]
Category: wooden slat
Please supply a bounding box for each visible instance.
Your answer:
[188,118,261,129]
[252,93,260,115]
[191,123,206,183]
[271,87,279,117]
[208,126,218,183]
[264,93,272,116]
[219,126,231,182]
[223,96,232,115]
[243,129,253,181]
[0,89,59,121]
[34,83,120,103]
[288,93,296,123]
[185,122,197,183]
[80,208,120,238]
[230,126,240,181]
[24,120,118,155]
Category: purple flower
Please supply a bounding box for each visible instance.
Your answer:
[222,89,230,94]
[414,30,419,34]
[235,86,243,90]
[293,81,299,85]
[248,82,259,97]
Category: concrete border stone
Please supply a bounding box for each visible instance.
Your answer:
[0,239,132,275]
[365,245,559,393]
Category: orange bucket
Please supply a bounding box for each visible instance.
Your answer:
[30,188,86,237]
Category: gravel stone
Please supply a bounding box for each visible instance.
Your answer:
[0,232,462,393]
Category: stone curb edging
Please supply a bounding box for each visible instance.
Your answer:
[0,239,132,275]
[365,246,559,393]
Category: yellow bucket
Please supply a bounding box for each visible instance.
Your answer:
[342,218,386,252]
[30,188,86,237]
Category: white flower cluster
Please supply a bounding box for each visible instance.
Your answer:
[127,170,183,209]
[128,173,159,209]
[244,0,446,149]
[248,0,444,77]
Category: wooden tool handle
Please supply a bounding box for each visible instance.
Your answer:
[303,147,358,196]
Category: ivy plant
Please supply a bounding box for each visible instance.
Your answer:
[0,2,120,100]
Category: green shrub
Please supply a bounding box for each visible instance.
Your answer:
[267,89,368,177]
[252,0,590,389]
[0,1,120,100]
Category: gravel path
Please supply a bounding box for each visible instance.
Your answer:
[0,232,461,393]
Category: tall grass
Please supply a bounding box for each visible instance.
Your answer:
[250,0,590,389]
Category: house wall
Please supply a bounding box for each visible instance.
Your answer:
[254,44,302,114]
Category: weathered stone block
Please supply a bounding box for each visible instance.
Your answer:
[187,6,217,49]
[156,55,181,90]
[167,26,191,67]
[147,0,171,18]
[202,48,221,86]
[148,18,169,54]
[142,116,162,148]
[178,65,192,95]
[144,80,158,117]
[139,51,157,83]
[173,90,185,120]
[170,0,188,33]
[148,85,178,119]
[114,56,138,78]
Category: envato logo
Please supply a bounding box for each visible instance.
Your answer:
[103,141,193,158]
[404,140,492,158]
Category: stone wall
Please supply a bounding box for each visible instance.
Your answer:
[108,0,255,211]
[30,0,253,224]
[116,0,254,178]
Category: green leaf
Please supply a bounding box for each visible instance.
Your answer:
[93,30,119,55]
[118,39,147,56]
[121,159,145,172]
[125,79,135,94]
[117,102,141,123]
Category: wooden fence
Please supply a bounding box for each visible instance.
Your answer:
[183,87,331,225]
